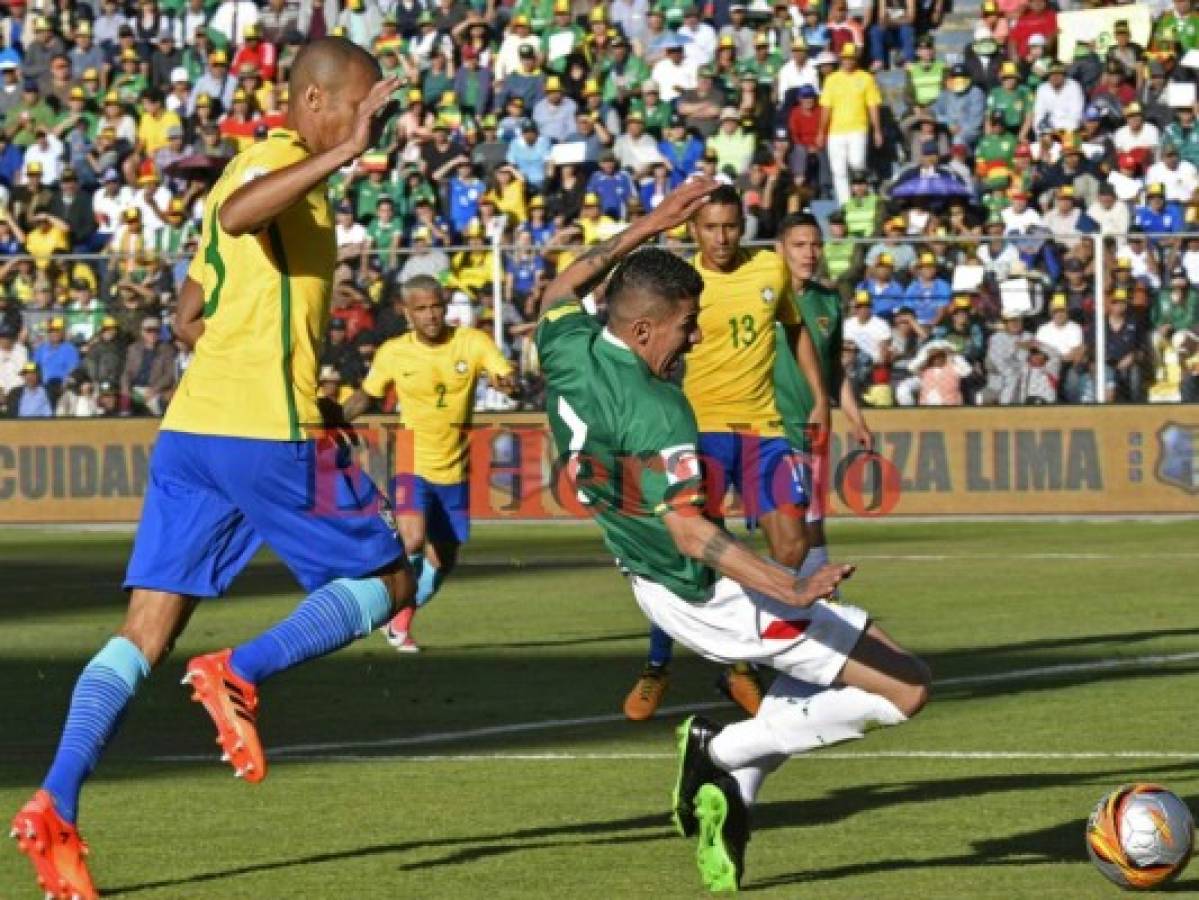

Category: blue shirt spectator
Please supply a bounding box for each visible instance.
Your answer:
[1134,192,1184,238]
[33,329,81,384]
[901,278,949,330]
[448,172,485,235]
[860,274,907,318]
[586,161,636,218]
[506,124,552,188]
[532,83,577,144]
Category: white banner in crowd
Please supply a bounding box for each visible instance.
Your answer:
[1057,4,1153,62]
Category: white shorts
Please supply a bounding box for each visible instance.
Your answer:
[630,575,869,687]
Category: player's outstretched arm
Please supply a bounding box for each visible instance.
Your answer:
[664,510,854,607]
[219,76,401,237]
[538,176,719,318]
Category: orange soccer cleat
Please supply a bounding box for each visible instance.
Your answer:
[182,649,267,783]
[624,664,670,721]
[10,789,99,900]
[717,663,765,717]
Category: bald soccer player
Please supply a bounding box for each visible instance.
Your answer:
[11,38,414,900]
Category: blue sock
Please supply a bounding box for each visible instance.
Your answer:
[648,625,674,668]
[229,577,393,684]
[414,555,445,607]
[43,636,150,823]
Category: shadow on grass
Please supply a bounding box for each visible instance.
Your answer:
[103,812,673,896]
[747,787,1199,891]
[101,774,1198,895]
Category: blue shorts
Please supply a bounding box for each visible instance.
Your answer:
[125,431,405,597]
[393,474,470,545]
[698,432,808,528]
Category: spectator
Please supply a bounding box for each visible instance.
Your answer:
[844,289,892,363]
[904,252,952,324]
[8,362,54,417]
[913,340,970,405]
[506,119,551,190]
[32,316,81,392]
[613,110,665,176]
[84,317,127,388]
[1097,288,1145,402]
[819,42,883,203]
[0,321,28,395]
[1032,61,1084,134]
[860,252,906,318]
[56,372,99,417]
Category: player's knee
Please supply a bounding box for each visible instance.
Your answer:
[773,540,806,570]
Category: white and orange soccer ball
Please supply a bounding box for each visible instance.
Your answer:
[1087,784,1194,890]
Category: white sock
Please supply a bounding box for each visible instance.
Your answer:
[730,755,786,806]
[709,677,907,770]
[797,542,830,580]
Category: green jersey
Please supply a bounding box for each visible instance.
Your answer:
[773,281,842,450]
[1154,11,1199,51]
[1164,121,1199,167]
[976,133,1016,168]
[537,299,716,602]
[986,85,1031,131]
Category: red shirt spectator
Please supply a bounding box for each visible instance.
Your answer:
[231,26,278,81]
[1009,0,1057,60]
[789,100,822,149]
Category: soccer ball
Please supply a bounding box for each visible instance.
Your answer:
[1087,784,1195,890]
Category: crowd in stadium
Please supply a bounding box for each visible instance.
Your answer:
[1,0,1199,418]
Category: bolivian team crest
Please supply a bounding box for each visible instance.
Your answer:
[1156,423,1199,494]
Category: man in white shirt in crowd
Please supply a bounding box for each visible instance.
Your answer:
[1033,60,1084,133]
[0,322,27,395]
[650,35,697,102]
[92,167,134,245]
[844,289,892,363]
[1113,101,1161,155]
[776,35,818,103]
[1036,293,1085,363]
[1001,185,1042,233]
[1088,181,1132,235]
[678,5,716,67]
[1146,142,1198,203]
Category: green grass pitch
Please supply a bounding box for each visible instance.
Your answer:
[2,521,1198,898]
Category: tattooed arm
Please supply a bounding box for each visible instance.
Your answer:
[663,510,854,608]
[538,176,719,318]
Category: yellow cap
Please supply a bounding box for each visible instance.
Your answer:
[840,42,858,58]
[919,252,936,266]
[1050,293,1068,309]
[49,316,65,329]
[877,252,894,266]
[853,289,871,305]
[583,192,600,206]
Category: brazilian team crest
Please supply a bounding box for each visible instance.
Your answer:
[1155,422,1199,494]
[455,360,468,374]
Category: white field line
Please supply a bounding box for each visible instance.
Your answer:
[150,650,1199,764]
[234,750,1199,764]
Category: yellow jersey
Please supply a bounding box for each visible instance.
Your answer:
[164,129,336,441]
[682,248,795,435]
[819,69,882,136]
[137,109,183,155]
[362,326,513,484]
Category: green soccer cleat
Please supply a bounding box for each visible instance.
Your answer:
[694,776,750,893]
[671,714,723,838]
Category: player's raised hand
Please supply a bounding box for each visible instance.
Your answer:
[344,76,402,159]
[648,176,719,231]
[791,563,856,607]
